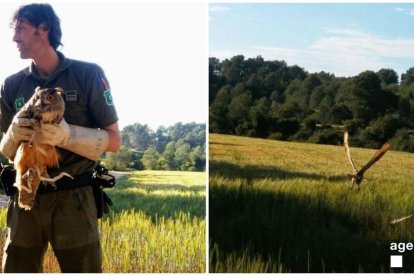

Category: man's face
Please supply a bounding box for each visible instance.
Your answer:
[12,20,45,59]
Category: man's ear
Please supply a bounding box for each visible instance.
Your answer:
[38,24,49,35]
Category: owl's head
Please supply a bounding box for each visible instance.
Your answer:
[29,86,65,123]
[34,86,64,105]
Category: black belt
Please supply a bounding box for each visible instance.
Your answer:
[37,171,92,194]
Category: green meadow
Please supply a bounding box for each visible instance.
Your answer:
[209,133,414,273]
[0,170,206,273]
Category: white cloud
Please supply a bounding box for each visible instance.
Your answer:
[209,5,231,13]
[312,28,414,58]
[210,28,414,77]
[394,7,414,16]
[323,28,367,37]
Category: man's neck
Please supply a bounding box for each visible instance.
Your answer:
[32,49,60,78]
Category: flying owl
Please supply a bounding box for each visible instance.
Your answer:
[13,86,72,210]
[344,131,390,190]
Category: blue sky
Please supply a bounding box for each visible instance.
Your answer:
[209,3,414,78]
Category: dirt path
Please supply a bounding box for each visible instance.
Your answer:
[110,171,133,180]
[0,195,8,208]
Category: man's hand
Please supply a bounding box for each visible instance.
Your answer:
[38,118,70,146]
[10,117,35,142]
[38,119,109,161]
[0,116,35,161]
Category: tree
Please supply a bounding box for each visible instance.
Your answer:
[208,55,414,154]
[329,104,353,124]
[102,146,135,170]
[122,123,154,152]
[390,129,414,153]
[174,143,192,171]
[222,55,246,85]
[377,68,398,86]
[209,57,225,104]
[401,67,414,86]
[141,147,160,170]
[209,85,232,133]
[248,97,271,138]
[227,91,253,133]
[189,145,206,171]
[345,71,383,122]
[159,141,177,170]
[154,126,171,154]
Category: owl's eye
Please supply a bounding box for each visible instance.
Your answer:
[47,94,54,101]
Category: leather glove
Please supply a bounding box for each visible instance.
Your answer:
[39,118,109,161]
[38,118,70,146]
[0,117,35,161]
[9,117,35,142]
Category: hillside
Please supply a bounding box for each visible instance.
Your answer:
[209,133,414,272]
[209,56,414,152]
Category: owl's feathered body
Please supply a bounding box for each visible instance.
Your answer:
[13,87,70,210]
[344,131,390,190]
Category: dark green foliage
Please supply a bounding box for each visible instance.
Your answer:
[401,67,414,86]
[377,68,398,86]
[209,56,414,151]
[308,128,342,145]
[389,129,414,152]
[102,122,206,171]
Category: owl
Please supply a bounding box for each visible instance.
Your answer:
[13,86,72,210]
[344,131,389,190]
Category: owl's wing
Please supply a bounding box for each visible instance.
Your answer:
[358,143,390,176]
[390,214,413,224]
[344,131,358,172]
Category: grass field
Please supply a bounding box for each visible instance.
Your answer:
[0,170,206,273]
[209,133,414,273]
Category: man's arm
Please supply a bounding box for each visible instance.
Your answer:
[0,117,35,161]
[104,122,121,152]
[38,119,121,161]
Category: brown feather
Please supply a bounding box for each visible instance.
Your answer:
[14,87,66,210]
[344,131,358,174]
[358,143,390,176]
[344,131,390,189]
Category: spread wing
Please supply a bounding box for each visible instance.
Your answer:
[390,214,413,225]
[344,131,358,172]
[358,143,390,176]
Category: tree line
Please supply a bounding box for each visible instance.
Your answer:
[102,122,206,171]
[209,55,414,152]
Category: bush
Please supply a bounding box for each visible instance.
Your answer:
[390,129,414,153]
[268,132,285,141]
[308,129,342,145]
[343,119,365,135]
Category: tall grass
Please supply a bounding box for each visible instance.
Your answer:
[210,133,414,272]
[0,170,205,273]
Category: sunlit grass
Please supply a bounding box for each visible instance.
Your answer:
[0,170,206,273]
[210,133,414,272]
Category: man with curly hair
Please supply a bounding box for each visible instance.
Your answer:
[0,3,121,272]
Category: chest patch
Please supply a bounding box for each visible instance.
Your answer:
[64,90,78,102]
[15,97,25,111]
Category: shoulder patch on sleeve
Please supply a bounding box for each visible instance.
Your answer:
[15,97,25,111]
[104,89,114,106]
[96,74,113,106]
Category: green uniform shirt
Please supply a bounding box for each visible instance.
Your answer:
[0,52,118,177]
